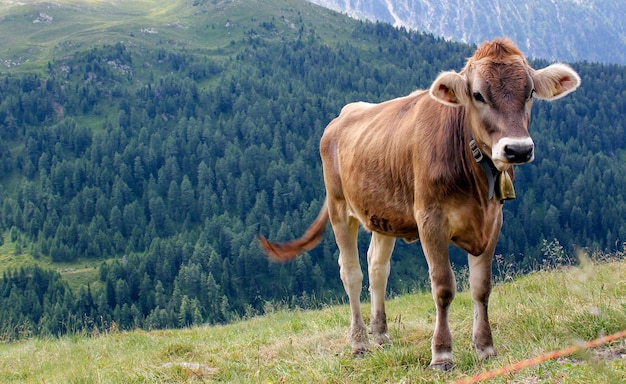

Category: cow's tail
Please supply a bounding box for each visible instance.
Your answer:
[258,199,329,263]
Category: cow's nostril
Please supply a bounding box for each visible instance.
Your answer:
[504,144,534,163]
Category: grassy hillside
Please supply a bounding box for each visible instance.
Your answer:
[0,259,624,383]
[0,0,354,73]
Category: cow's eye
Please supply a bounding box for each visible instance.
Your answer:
[473,92,486,104]
[528,89,536,100]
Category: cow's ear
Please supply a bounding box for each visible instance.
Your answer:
[532,63,581,100]
[429,71,468,107]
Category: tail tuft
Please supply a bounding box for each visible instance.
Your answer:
[258,199,329,263]
[258,234,301,263]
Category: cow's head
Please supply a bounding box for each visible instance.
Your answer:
[429,38,581,171]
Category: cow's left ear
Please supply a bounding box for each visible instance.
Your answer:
[429,71,469,107]
[531,63,581,100]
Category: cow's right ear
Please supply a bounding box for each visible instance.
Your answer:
[429,71,468,107]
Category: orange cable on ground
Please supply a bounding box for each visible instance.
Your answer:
[452,329,626,384]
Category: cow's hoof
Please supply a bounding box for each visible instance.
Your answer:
[429,361,454,371]
[351,342,369,357]
[373,332,392,347]
[476,346,496,360]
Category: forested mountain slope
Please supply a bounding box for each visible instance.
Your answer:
[0,0,625,339]
[307,0,626,64]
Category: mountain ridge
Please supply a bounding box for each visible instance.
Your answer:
[307,0,626,64]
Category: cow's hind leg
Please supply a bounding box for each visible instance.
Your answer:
[367,232,395,346]
[329,203,367,355]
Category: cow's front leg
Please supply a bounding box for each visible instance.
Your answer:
[419,217,456,370]
[468,252,495,359]
[428,261,456,370]
[468,246,496,359]
[468,214,501,360]
[367,232,395,346]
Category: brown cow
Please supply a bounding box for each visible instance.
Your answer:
[259,38,580,369]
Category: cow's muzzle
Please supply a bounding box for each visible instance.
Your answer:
[503,142,534,163]
[492,137,535,168]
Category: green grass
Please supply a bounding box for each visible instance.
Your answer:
[0,232,35,274]
[0,259,624,383]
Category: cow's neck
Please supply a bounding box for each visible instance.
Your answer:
[468,133,515,202]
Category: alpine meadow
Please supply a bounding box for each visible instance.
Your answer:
[0,0,625,381]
